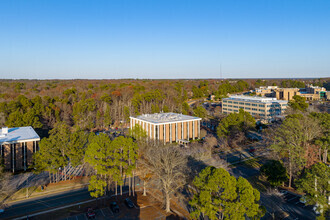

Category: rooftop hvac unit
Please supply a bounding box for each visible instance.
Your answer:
[2,127,8,135]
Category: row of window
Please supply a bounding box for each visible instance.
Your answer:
[223,105,266,112]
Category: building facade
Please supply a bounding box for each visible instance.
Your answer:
[130,113,201,144]
[0,126,40,172]
[275,88,300,101]
[222,96,288,122]
[255,86,277,97]
[255,84,327,101]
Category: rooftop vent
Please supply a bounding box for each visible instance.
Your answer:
[0,127,8,138]
[2,127,8,135]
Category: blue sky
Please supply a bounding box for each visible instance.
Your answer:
[0,0,329,79]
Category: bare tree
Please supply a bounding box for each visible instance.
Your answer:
[0,167,12,209]
[145,144,187,213]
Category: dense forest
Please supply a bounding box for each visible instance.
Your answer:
[0,78,328,132]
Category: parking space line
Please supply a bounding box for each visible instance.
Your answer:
[100,208,105,217]
[108,207,114,217]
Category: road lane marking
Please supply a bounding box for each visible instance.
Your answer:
[9,190,90,210]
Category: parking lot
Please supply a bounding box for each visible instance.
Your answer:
[55,192,171,220]
[279,190,315,220]
[61,205,167,220]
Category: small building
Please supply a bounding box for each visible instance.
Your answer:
[130,113,201,144]
[222,96,288,122]
[0,126,40,172]
[255,86,277,97]
[274,85,327,101]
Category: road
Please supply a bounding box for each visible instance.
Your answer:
[2,176,141,220]
[230,164,315,220]
[1,188,92,219]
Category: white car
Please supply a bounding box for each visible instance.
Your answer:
[313,203,323,215]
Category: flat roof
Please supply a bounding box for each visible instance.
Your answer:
[130,112,201,124]
[224,95,288,104]
[0,126,40,144]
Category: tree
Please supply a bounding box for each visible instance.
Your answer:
[145,144,186,212]
[88,175,107,198]
[85,133,110,175]
[297,163,329,217]
[33,122,70,182]
[260,160,288,187]
[271,117,306,188]
[110,136,138,196]
[67,129,89,167]
[0,167,11,208]
[189,166,262,220]
[85,133,111,198]
[217,109,255,138]
[193,105,207,118]
[311,112,330,163]
[288,95,308,111]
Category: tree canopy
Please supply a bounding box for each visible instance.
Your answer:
[260,160,288,187]
[297,163,329,217]
[288,95,308,112]
[217,108,255,138]
[189,166,263,220]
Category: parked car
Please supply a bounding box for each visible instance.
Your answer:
[110,201,120,213]
[125,198,134,208]
[86,207,96,219]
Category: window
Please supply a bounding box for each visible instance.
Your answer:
[259,104,264,107]
[228,105,232,107]
[239,102,244,105]
[228,101,232,103]
[252,104,258,106]
[245,103,251,106]
[233,102,238,104]
[252,108,257,111]
[223,108,227,110]
[245,107,251,110]
[234,109,238,112]
[234,106,238,108]
[259,109,265,112]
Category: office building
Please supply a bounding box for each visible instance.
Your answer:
[130,113,201,144]
[0,126,40,172]
[222,96,288,122]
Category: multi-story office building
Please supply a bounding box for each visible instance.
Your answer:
[0,126,40,172]
[130,113,201,144]
[222,96,288,122]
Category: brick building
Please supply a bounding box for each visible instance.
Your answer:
[0,126,40,172]
[130,113,201,144]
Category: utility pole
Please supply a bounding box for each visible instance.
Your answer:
[26,174,29,198]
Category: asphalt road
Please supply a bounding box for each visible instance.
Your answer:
[2,176,141,220]
[1,188,92,219]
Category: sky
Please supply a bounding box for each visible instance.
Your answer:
[0,0,330,79]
